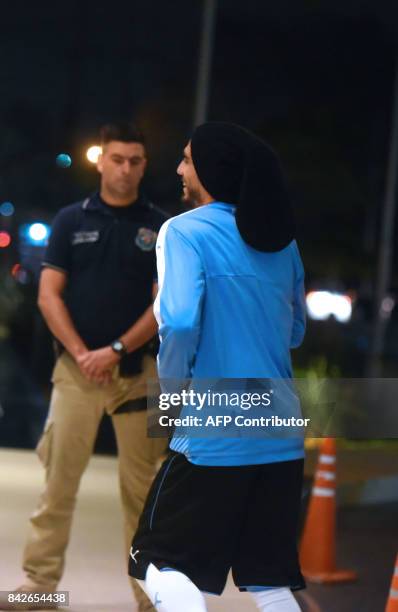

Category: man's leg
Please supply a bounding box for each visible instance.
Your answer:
[22,355,104,588]
[249,588,301,611]
[138,564,207,612]
[112,409,166,611]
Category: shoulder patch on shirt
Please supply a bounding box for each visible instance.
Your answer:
[71,230,100,245]
[135,227,157,251]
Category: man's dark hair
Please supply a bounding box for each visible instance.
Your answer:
[100,122,145,146]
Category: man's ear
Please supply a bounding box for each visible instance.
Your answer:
[138,157,147,180]
[96,153,103,174]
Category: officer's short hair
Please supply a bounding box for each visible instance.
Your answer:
[100,122,145,146]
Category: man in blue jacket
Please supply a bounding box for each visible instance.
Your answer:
[129,122,306,611]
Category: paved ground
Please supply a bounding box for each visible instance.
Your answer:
[0,449,258,611]
[303,444,398,611]
[0,448,397,611]
[305,502,398,612]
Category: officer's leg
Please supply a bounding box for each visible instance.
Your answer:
[22,355,104,588]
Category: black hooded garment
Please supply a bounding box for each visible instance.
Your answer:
[190,122,295,253]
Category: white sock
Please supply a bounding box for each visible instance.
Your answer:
[138,563,207,612]
[250,587,301,611]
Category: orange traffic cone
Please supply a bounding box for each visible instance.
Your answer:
[299,437,357,583]
[385,554,398,612]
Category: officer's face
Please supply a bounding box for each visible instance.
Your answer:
[177,142,208,207]
[97,141,147,202]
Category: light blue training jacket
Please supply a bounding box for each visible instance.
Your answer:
[154,202,306,466]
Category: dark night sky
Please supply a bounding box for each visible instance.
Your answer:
[2,0,398,286]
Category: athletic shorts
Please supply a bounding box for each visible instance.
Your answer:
[128,451,306,595]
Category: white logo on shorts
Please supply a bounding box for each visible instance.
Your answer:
[129,547,140,563]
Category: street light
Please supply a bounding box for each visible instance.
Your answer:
[86,145,102,164]
[306,291,352,323]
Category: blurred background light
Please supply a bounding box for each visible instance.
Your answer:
[0,231,11,248]
[11,263,29,285]
[0,201,15,217]
[86,145,102,164]
[306,290,352,323]
[381,296,395,319]
[19,222,51,247]
[27,223,50,243]
[11,263,21,277]
[56,153,72,168]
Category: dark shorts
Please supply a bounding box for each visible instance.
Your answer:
[129,451,306,595]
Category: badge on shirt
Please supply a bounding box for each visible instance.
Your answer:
[135,227,157,251]
[72,231,100,245]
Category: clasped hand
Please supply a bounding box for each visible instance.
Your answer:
[76,347,120,385]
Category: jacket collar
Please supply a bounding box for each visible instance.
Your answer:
[81,191,148,214]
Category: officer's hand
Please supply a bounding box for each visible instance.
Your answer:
[94,369,113,386]
[76,348,119,384]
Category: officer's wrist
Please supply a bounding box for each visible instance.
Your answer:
[110,339,128,358]
[72,345,88,360]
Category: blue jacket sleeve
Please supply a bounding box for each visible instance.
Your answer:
[154,222,205,380]
[291,246,306,349]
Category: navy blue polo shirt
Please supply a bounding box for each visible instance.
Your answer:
[43,192,168,375]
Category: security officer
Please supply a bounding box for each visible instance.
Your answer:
[2,122,167,612]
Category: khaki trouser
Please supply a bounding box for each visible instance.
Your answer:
[22,351,166,610]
